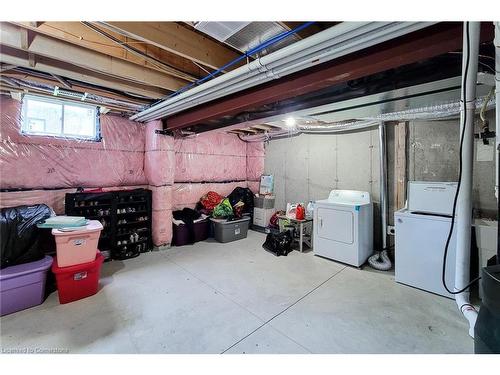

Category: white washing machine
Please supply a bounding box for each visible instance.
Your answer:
[313,190,373,267]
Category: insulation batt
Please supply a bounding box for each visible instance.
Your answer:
[174,132,247,182]
[246,142,265,184]
[1,97,265,247]
[0,97,147,189]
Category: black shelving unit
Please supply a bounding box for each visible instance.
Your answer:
[65,188,153,261]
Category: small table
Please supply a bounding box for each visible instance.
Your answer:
[277,215,313,252]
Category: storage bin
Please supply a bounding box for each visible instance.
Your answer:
[172,219,210,246]
[52,251,104,304]
[254,196,275,209]
[210,217,251,243]
[253,207,275,228]
[0,256,53,316]
[52,220,103,267]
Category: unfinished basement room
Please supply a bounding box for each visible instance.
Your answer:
[1,2,499,372]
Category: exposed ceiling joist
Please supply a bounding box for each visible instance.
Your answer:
[0,22,187,91]
[0,47,168,99]
[97,22,242,71]
[12,22,199,82]
[0,76,20,88]
[50,73,72,88]
[0,84,134,113]
[4,71,149,105]
[165,23,494,131]
[0,64,17,72]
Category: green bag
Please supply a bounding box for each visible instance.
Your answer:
[212,198,233,218]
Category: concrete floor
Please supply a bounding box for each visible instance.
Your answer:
[0,230,473,354]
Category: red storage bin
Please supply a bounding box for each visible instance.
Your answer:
[52,251,104,304]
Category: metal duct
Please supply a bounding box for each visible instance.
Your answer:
[131,22,435,122]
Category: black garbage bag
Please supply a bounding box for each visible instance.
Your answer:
[1,204,53,269]
[263,231,294,257]
[227,187,254,214]
[173,208,201,245]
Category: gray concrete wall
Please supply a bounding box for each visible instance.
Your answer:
[264,110,497,249]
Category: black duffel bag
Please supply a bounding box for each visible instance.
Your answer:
[262,230,294,257]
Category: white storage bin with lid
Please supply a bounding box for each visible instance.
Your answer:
[52,220,103,267]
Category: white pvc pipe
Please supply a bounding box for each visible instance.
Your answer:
[132,22,434,122]
[455,21,480,338]
[495,22,500,200]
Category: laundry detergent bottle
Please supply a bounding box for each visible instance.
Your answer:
[296,204,305,220]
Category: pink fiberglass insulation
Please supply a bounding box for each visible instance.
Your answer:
[246,141,265,182]
[0,185,148,214]
[145,150,175,186]
[246,141,265,157]
[144,121,175,187]
[247,181,260,194]
[0,97,147,190]
[246,156,265,182]
[145,120,174,152]
[175,153,246,182]
[148,185,172,211]
[152,208,173,246]
[174,132,246,156]
[172,181,248,210]
[174,132,248,183]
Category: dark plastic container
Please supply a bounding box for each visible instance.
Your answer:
[210,217,251,243]
[172,220,210,246]
[475,264,500,353]
[52,251,104,304]
[0,255,53,316]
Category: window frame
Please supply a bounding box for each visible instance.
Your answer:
[21,94,101,142]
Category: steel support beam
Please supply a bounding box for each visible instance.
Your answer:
[166,22,494,131]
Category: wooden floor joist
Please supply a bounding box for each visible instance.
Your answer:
[0,23,188,91]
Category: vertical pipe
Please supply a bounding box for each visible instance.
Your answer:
[495,22,500,201]
[455,21,480,338]
[378,121,388,250]
[495,22,500,263]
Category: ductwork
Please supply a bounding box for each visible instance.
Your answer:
[131,22,435,122]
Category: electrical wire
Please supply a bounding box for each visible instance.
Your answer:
[442,22,481,295]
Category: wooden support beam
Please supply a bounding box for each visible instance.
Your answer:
[2,71,150,106]
[13,22,202,81]
[28,52,36,67]
[51,73,72,89]
[98,22,241,70]
[0,47,168,99]
[1,84,135,112]
[0,64,17,72]
[0,76,20,88]
[0,22,187,91]
[394,121,408,211]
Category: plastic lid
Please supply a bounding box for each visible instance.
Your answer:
[52,251,104,273]
[0,256,53,280]
[210,216,251,223]
[52,220,103,236]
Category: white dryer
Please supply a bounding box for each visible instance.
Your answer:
[313,190,373,267]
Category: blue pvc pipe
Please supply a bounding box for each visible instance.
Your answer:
[156,21,316,103]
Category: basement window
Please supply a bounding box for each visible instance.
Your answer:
[21,95,100,141]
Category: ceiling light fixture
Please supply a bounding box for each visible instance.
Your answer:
[285,117,296,127]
